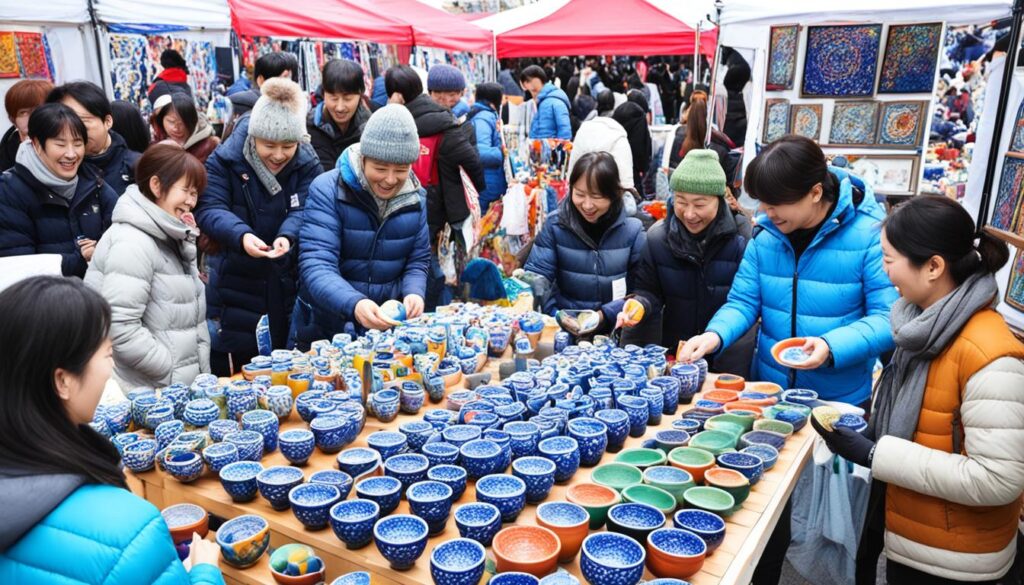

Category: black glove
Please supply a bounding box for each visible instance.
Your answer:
[810,417,876,468]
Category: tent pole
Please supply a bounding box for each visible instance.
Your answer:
[86,0,108,95]
[977,0,1024,234]
[694,22,700,87]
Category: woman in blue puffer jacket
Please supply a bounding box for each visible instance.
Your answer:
[468,82,507,213]
[0,276,223,585]
[524,151,645,336]
[291,105,431,349]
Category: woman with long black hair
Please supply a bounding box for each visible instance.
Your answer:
[0,276,222,584]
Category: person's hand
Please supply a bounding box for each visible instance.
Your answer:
[557,312,581,336]
[676,332,721,363]
[267,236,291,258]
[186,533,220,570]
[614,312,639,330]
[242,233,272,258]
[77,238,97,262]
[791,337,832,370]
[354,299,393,330]
[403,294,424,319]
[810,417,875,467]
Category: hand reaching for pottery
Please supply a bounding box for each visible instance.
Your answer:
[791,337,831,369]
[354,299,393,331]
[677,332,721,363]
[186,533,220,570]
[403,294,425,319]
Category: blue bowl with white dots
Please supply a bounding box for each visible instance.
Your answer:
[717,451,764,486]
[208,419,239,443]
[123,439,158,473]
[329,499,379,549]
[224,430,264,462]
[384,453,429,494]
[430,538,486,585]
[355,476,402,516]
[537,436,580,483]
[454,502,502,547]
[278,428,315,466]
[606,502,666,544]
[374,514,429,571]
[201,442,239,473]
[567,417,609,468]
[310,469,353,500]
[580,532,646,585]
[741,444,779,471]
[673,509,726,555]
[219,461,264,502]
[336,447,381,479]
[367,431,409,461]
[459,439,503,480]
[476,474,526,523]
[511,456,557,503]
[490,573,541,585]
[408,480,454,536]
[256,465,304,511]
[422,442,461,467]
[427,465,468,501]
[288,482,341,530]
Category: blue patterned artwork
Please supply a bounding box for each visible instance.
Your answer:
[877,101,927,148]
[829,101,879,145]
[992,155,1024,234]
[1011,99,1024,153]
[790,103,823,141]
[1006,250,1024,312]
[766,25,799,91]
[878,23,942,94]
[802,24,882,98]
[762,99,790,143]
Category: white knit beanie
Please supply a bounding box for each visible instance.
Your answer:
[249,77,307,142]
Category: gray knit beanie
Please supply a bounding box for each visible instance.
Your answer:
[248,77,307,142]
[360,104,421,165]
[427,64,466,92]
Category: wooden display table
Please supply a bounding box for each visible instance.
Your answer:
[131,365,813,585]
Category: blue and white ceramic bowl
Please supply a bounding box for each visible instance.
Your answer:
[202,442,239,473]
[671,418,702,436]
[673,509,726,555]
[183,398,220,428]
[355,476,403,516]
[595,409,630,452]
[123,438,158,473]
[265,385,294,419]
[430,538,486,585]
[422,442,461,467]
[741,444,779,471]
[738,430,787,452]
[408,480,454,536]
[538,570,580,585]
[511,456,557,503]
[427,464,468,501]
[654,430,691,453]
[459,440,503,480]
[781,389,818,407]
[241,409,279,453]
[374,514,429,571]
[384,453,429,494]
[289,482,341,530]
[537,436,580,483]
[330,571,371,585]
[164,451,204,483]
[835,413,868,433]
[442,425,483,449]
[311,414,352,454]
[640,387,666,425]
[219,461,263,502]
[371,389,400,423]
[256,465,304,511]
[453,502,502,547]
[649,376,681,416]
[310,469,353,500]
[336,447,381,479]
[103,401,132,435]
[323,496,377,550]
[617,395,650,438]
[647,527,707,570]
[503,421,540,459]
[145,402,175,430]
[567,417,608,468]
[399,420,435,452]
[224,430,264,462]
[490,572,542,585]
[208,419,239,443]
[580,532,646,585]
[155,420,185,451]
[279,428,316,466]
[606,503,666,543]
[366,431,409,461]
[475,474,526,523]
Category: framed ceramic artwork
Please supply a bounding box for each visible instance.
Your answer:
[1005,250,1024,312]
[762,99,790,144]
[991,153,1024,234]
[847,155,919,196]
[1011,99,1024,153]
[0,32,19,78]
[877,23,943,94]
[829,101,880,146]
[876,100,927,148]
[802,24,882,98]
[790,103,823,141]
[766,25,799,91]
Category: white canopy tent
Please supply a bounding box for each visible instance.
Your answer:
[94,0,231,30]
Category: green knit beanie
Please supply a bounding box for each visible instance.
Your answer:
[670,149,726,197]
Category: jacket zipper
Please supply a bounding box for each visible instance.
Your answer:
[789,267,799,389]
[365,203,420,285]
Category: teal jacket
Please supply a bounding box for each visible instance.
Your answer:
[0,477,224,585]
[705,167,898,405]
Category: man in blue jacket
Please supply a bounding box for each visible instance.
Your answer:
[521,65,572,140]
[291,104,431,349]
[468,82,507,213]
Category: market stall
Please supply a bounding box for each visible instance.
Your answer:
[718,0,1012,200]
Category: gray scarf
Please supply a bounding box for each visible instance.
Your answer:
[869,271,999,442]
[15,141,79,201]
[243,135,282,197]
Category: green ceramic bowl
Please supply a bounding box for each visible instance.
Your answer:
[708,412,756,433]
[754,419,794,438]
[642,466,695,507]
[591,463,644,492]
[621,484,678,514]
[704,467,751,514]
[614,448,667,469]
[688,430,738,456]
[703,419,745,439]
[683,486,736,516]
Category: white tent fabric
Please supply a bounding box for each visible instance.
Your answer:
[0,0,89,25]
[474,0,571,34]
[94,0,231,29]
[648,0,718,29]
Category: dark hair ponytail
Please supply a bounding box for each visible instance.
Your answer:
[883,195,1009,285]
[744,134,838,205]
[0,276,126,488]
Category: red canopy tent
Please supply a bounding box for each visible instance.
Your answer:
[227,0,414,45]
[483,0,717,58]
[370,0,493,54]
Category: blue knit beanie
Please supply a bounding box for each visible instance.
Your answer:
[427,64,466,92]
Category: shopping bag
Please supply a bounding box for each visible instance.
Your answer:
[500,182,530,236]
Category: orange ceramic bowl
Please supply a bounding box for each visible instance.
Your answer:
[733,397,777,408]
[566,483,621,529]
[714,374,746,391]
[536,502,591,563]
[646,527,707,579]
[704,467,751,508]
[724,402,763,416]
[771,338,809,367]
[667,447,716,485]
[493,525,561,577]
[702,389,739,404]
[161,503,209,545]
[748,382,783,396]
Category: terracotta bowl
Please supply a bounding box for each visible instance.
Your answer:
[702,389,739,404]
[724,402,763,416]
[748,382,783,396]
[704,467,751,510]
[713,374,745,391]
[492,525,561,577]
[770,338,810,368]
[667,447,716,484]
[536,502,590,563]
[646,527,707,579]
[566,482,621,529]
[161,503,209,545]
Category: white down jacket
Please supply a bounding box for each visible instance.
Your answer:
[85,186,210,391]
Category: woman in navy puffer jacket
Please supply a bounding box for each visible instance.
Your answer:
[524,151,645,336]
[291,105,431,349]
